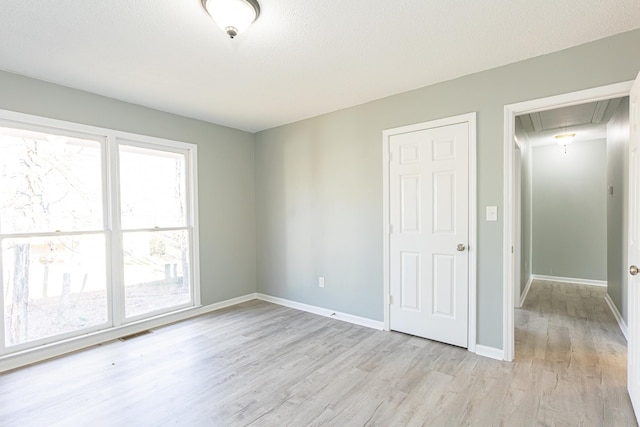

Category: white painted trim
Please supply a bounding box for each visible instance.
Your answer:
[531,274,607,287]
[503,105,515,362]
[520,275,533,307]
[0,293,258,373]
[382,122,391,331]
[513,139,522,308]
[527,135,534,303]
[108,134,125,328]
[605,293,628,340]
[256,294,384,330]
[474,344,504,361]
[503,80,633,362]
[382,112,477,351]
[468,113,478,353]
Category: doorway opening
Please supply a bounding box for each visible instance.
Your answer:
[503,81,633,361]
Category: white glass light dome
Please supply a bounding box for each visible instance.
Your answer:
[202,0,260,39]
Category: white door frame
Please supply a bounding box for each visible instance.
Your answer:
[503,81,633,361]
[513,138,522,308]
[383,112,477,352]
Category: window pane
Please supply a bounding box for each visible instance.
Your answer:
[119,144,187,229]
[0,127,103,234]
[2,234,108,347]
[123,230,190,318]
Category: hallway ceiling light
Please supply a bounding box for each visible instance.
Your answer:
[554,132,576,146]
[201,0,260,39]
[555,132,576,153]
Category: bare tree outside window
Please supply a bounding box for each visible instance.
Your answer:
[0,129,106,346]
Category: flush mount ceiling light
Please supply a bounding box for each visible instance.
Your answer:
[555,132,576,153]
[201,0,260,39]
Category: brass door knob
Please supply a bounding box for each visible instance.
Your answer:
[630,265,639,276]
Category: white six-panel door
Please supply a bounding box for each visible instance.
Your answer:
[388,122,469,347]
[628,71,640,418]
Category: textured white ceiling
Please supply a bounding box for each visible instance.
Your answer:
[1,1,639,132]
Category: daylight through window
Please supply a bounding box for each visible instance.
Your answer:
[0,116,198,354]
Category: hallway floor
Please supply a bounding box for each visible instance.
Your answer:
[515,280,635,425]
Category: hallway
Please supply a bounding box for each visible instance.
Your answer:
[514,280,635,425]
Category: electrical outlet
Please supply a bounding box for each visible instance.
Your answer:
[319,277,325,288]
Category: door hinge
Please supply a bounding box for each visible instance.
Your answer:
[389,295,393,305]
[388,224,393,234]
[511,246,514,254]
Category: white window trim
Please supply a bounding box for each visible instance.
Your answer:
[0,108,201,368]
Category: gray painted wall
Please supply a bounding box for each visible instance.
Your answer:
[255,29,640,349]
[517,134,533,296]
[607,98,630,322]
[531,140,607,281]
[0,71,257,306]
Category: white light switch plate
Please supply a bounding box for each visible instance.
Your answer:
[486,206,498,221]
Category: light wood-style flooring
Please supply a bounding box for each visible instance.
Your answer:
[0,280,636,426]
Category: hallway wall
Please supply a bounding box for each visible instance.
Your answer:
[607,98,630,322]
[532,140,607,281]
[516,129,533,297]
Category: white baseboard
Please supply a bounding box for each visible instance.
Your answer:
[519,275,534,307]
[474,344,504,361]
[604,293,628,341]
[256,293,385,330]
[0,293,258,373]
[257,295,505,361]
[531,274,607,287]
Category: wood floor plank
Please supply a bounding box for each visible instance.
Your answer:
[0,280,636,426]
